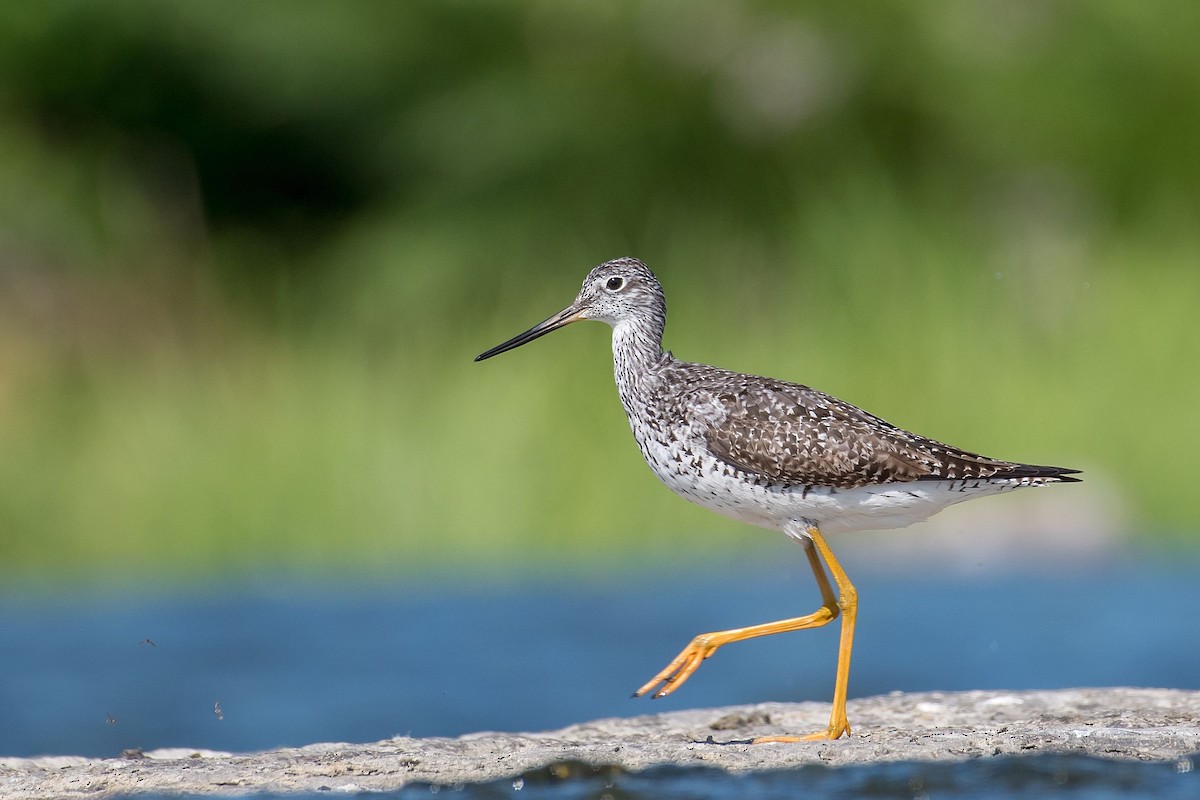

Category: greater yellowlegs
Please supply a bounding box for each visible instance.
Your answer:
[475,257,1079,741]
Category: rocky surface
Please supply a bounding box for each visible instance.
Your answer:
[2,688,1197,798]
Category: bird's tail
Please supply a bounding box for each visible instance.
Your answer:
[995,464,1082,483]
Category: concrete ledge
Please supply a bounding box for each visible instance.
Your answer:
[3,688,1197,798]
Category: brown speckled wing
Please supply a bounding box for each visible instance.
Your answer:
[688,371,1039,488]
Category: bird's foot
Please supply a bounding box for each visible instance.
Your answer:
[752,719,851,743]
[632,635,721,699]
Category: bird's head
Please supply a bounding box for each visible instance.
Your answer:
[475,257,665,361]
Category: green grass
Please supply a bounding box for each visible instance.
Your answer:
[1,195,1196,581]
[1,1,1198,581]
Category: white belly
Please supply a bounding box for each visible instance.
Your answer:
[637,430,1038,534]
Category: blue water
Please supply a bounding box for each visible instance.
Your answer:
[406,756,1199,799]
[120,755,1200,800]
[3,557,1199,798]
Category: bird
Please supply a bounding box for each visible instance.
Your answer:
[474,257,1079,741]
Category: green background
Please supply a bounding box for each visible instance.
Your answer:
[1,2,1196,583]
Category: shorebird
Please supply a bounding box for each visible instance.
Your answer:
[475,257,1079,741]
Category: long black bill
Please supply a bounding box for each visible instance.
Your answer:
[475,305,584,362]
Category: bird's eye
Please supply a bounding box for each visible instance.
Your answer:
[605,276,625,291]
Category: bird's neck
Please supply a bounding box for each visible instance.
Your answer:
[611,315,666,408]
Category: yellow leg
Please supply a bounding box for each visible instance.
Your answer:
[633,531,839,697]
[754,524,857,742]
[633,524,858,742]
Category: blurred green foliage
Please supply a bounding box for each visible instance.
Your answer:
[1,1,1197,581]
